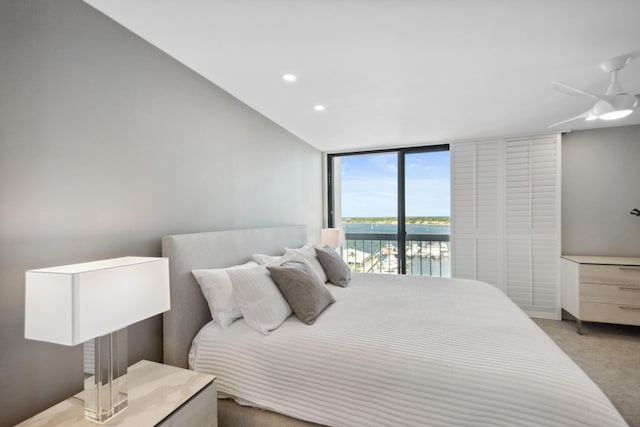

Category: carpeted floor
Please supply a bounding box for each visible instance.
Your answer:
[534,318,640,427]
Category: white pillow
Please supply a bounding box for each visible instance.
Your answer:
[192,261,257,328]
[285,245,328,283]
[252,253,282,265]
[227,266,292,334]
[252,252,297,266]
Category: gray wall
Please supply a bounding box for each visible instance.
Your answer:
[562,125,640,256]
[0,1,322,425]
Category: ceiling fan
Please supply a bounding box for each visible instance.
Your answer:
[549,55,639,128]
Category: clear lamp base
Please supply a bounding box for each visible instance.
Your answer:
[83,328,128,423]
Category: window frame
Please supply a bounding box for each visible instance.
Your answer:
[327,144,449,274]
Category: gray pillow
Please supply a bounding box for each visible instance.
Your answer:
[267,257,335,325]
[315,246,351,287]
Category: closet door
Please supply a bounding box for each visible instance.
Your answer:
[451,140,503,290]
[452,134,561,318]
[504,135,560,317]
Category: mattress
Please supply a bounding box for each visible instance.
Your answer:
[190,273,627,427]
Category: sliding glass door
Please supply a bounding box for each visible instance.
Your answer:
[404,150,451,276]
[330,152,400,273]
[328,145,450,277]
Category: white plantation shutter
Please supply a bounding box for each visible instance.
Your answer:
[452,140,503,291]
[505,136,560,316]
[452,135,561,318]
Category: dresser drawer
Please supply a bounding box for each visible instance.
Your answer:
[580,264,640,286]
[580,302,640,326]
[581,283,640,305]
[158,380,217,427]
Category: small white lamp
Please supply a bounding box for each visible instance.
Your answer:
[321,228,345,248]
[25,256,170,423]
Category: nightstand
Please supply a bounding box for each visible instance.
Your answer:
[16,360,217,426]
[562,255,640,333]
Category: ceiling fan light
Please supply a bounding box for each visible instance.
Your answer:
[598,109,633,120]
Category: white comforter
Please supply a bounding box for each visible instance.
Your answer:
[190,273,627,427]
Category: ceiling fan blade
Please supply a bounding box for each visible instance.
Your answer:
[624,49,640,61]
[552,81,604,101]
[548,110,594,129]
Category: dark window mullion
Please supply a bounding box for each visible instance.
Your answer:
[398,150,406,274]
[327,154,335,228]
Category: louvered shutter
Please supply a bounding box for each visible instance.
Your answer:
[452,140,503,290]
[452,135,561,318]
[505,136,560,316]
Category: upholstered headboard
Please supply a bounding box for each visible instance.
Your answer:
[161,225,307,368]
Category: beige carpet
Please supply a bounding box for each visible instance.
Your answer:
[534,319,640,427]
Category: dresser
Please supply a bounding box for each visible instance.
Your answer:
[561,255,640,333]
[16,360,217,426]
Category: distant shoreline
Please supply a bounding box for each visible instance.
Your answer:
[342,217,450,226]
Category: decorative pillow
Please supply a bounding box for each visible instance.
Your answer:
[315,246,351,287]
[228,266,292,334]
[252,252,295,266]
[192,261,258,328]
[284,245,328,283]
[267,257,335,325]
[251,253,281,265]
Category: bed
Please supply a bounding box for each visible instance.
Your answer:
[162,225,628,427]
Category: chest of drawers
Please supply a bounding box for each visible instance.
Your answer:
[561,255,640,333]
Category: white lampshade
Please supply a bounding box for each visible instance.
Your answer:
[321,228,345,248]
[25,257,170,346]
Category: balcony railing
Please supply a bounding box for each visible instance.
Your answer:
[342,233,450,277]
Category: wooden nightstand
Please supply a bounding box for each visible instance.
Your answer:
[16,360,217,426]
[562,255,640,333]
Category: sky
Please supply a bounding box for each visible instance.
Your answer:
[337,150,450,218]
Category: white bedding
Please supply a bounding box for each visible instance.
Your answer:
[190,273,627,427]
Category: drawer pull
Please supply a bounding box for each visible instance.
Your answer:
[619,267,640,272]
[619,305,640,311]
[619,286,640,291]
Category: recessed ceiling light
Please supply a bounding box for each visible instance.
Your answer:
[314,104,326,112]
[282,73,297,82]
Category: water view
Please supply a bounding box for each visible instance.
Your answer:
[340,218,451,277]
[333,150,451,277]
[344,222,450,235]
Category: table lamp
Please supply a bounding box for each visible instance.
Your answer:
[25,256,171,423]
[321,228,345,248]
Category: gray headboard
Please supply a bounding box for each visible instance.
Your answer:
[161,225,307,368]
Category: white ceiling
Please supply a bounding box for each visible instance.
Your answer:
[84,0,640,152]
